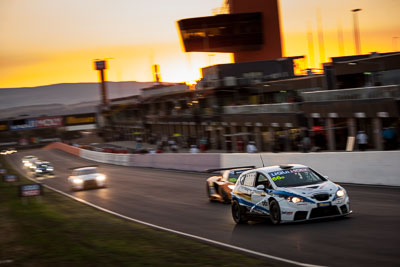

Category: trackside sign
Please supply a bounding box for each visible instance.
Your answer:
[3,174,18,182]
[19,184,43,197]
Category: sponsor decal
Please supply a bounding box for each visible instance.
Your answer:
[269,170,291,177]
[36,117,63,128]
[269,168,310,179]
[282,211,293,215]
[290,168,309,173]
[317,202,331,207]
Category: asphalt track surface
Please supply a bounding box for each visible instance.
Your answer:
[7,149,400,267]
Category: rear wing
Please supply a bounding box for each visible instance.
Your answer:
[206,166,255,173]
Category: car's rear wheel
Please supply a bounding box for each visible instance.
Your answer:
[232,199,248,224]
[269,199,281,225]
[206,183,213,201]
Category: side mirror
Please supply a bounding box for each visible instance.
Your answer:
[256,184,265,191]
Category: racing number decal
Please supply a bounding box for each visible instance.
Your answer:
[272,175,285,181]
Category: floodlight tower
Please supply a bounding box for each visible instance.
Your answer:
[351,8,362,55]
[94,60,108,106]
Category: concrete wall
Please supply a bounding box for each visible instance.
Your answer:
[220,151,400,186]
[80,148,220,172]
[45,142,400,186]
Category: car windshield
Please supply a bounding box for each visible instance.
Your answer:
[227,169,248,183]
[39,164,51,168]
[268,168,326,187]
[77,168,98,175]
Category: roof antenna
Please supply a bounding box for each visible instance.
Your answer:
[260,155,265,167]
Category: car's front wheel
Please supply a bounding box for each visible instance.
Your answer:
[269,199,281,225]
[232,199,248,224]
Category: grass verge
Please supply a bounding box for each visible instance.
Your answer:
[0,156,277,266]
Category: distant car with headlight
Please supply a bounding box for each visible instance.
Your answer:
[1,148,17,155]
[206,166,255,203]
[68,166,107,191]
[231,164,351,224]
[22,155,38,168]
[33,161,54,177]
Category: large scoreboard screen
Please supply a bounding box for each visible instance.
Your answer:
[177,12,263,53]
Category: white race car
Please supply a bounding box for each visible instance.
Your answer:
[22,155,38,169]
[68,166,107,191]
[231,164,351,224]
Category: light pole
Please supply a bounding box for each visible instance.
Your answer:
[351,8,362,55]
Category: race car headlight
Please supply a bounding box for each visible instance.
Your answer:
[24,162,31,167]
[47,167,54,171]
[35,169,42,173]
[336,189,345,198]
[288,196,304,203]
[73,178,83,184]
[96,174,106,182]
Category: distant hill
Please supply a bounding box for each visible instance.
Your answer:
[0,81,153,120]
[0,102,100,120]
[0,81,153,110]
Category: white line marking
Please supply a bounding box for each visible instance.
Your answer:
[40,183,325,267]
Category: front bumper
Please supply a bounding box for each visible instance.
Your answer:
[280,196,351,222]
[71,179,106,190]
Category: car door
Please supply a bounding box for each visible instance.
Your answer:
[236,171,257,203]
[250,173,271,214]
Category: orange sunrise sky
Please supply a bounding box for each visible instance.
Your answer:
[0,0,399,88]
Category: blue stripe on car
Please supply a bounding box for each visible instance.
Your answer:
[270,190,315,203]
[234,196,270,214]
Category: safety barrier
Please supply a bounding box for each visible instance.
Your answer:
[79,146,220,172]
[43,142,80,156]
[44,142,400,186]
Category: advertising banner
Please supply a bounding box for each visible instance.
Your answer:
[10,119,36,131]
[36,117,63,128]
[65,113,96,126]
